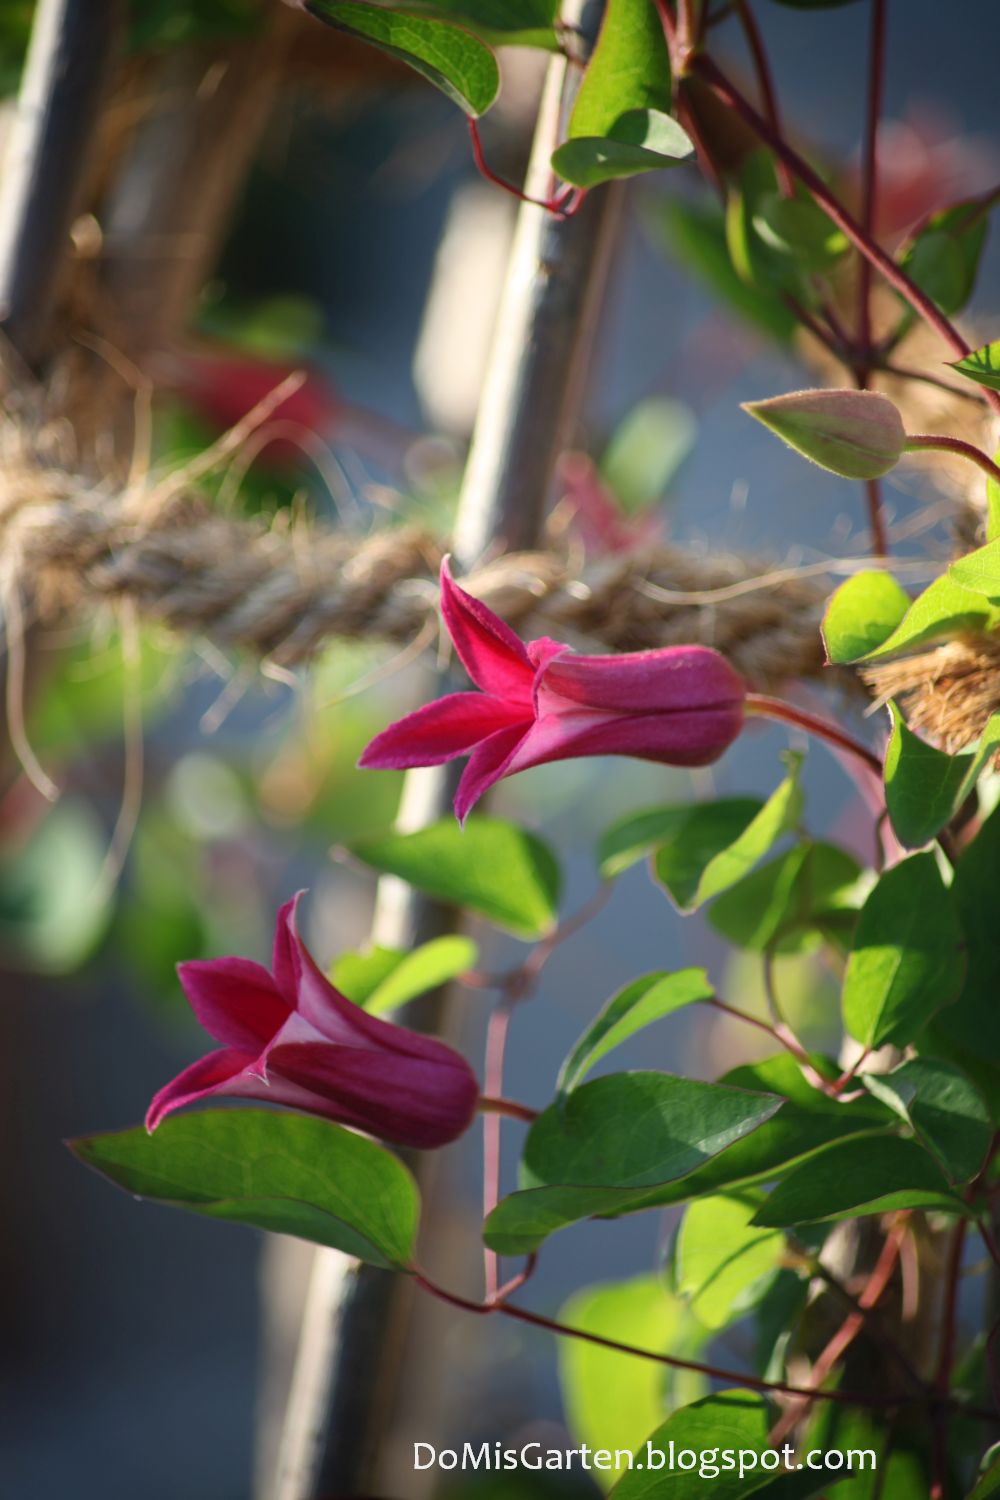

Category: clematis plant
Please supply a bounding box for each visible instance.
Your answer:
[146,893,479,1149]
[359,559,747,821]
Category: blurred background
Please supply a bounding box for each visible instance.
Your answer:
[2,1,999,1495]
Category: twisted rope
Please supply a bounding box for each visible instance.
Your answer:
[1,451,835,690]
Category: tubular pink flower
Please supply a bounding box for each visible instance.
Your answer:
[359,559,746,821]
[146,893,479,1148]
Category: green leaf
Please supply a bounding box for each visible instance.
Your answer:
[372,0,559,47]
[349,816,560,938]
[863,1058,992,1185]
[553,110,693,188]
[70,1110,419,1268]
[899,202,988,318]
[752,194,848,271]
[742,389,906,482]
[969,1456,1000,1499]
[950,339,1000,394]
[601,397,696,514]
[331,935,478,1014]
[674,1192,783,1330]
[752,1135,966,1226]
[708,841,862,953]
[560,1277,704,1493]
[654,758,803,911]
[821,570,911,664]
[524,1072,784,1191]
[612,1391,816,1498]
[568,0,670,136]
[932,799,1000,1063]
[650,198,797,342]
[557,969,713,1098]
[987,446,1000,539]
[862,573,1000,660]
[842,852,964,1048]
[484,1055,891,1255]
[598,804,693,879]
[884,704,1000,849]
[0,799,112,974]
[949,538,1000,599]
[305,0,499,115]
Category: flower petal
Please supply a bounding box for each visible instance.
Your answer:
[177,957,289,1052]
[454,721,530,824]
[266,1041,479,1148]
[358,692,525,771]
[145,1047,256,1131]
[506,702,745,772]
[538,645,746,714]
[440,559,534,701]
[272,893,304,1008]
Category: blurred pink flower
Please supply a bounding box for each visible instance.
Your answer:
[147,894,479,1148]
[556,452,662,554]
[359,560,746,822]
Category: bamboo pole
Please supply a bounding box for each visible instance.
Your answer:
[0,0,124,369]
[271,7,622,1495]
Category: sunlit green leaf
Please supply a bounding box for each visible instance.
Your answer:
[821,570,911,664]
[884,703,1000,848]
[554,110,693,188]
[305,0,499,115]
[862,573,1000,659]
[331,935,478,1014]
[674,1192,783,1330]
[708,841,862,953]
[949,339,1000,393]
[350,816,560,938]
[601,397,696,514]
[557,969,713,1097]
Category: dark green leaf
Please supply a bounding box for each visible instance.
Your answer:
[863,1058,992,1184]
[674,1191,783,1329]
[649,197,797,341]
[612,1391,809,1498]
[374,0,559,46]
[863,573,1000,659]
[305,0,499,115]
[752,1136,966,1227]
[484,1056,891,1254]
[841,852,965,1048]
[598,803,693,880]
[933,799,1000,1063]
[752,194,848,271]
[654,758,803,911]
[557,969,713,1097]
[525,1072,784,1191]
[884,703,1000,849]
[553,110,693,188]
[899,202,988,318]
[332,935,477,1014]
[969,1456,1000,1499]
[71,1110,419,1268]
[708,841,861,953]
[821,570,911,664]
[349,816,560,938]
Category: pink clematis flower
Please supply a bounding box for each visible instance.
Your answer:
[359,560,746,822]
[146,894,479,1149]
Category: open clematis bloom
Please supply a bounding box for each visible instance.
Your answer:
[146,894,479,1148]
[359,559,747,822]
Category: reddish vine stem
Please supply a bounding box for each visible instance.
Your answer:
[769,1214,910,1444]
[744,693,883,777]
[904,433,1000,489]
[478,1093,538,1124]
[412,1267,931,1413]
[690,52,1000,418]
[467,119,579,217]
[733,0,794,197]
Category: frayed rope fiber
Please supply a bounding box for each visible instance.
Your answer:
[1,471,834,690]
